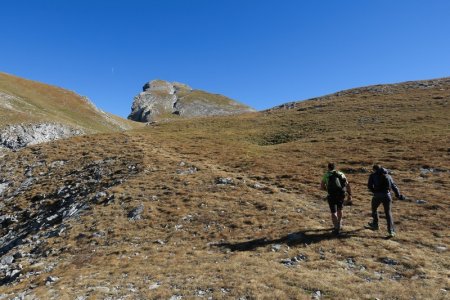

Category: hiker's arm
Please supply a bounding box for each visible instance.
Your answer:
[389,177,402,199]
[367,174,375,193]
[346,182,352,197]
[346,182,353,202]
[320,180,327,191]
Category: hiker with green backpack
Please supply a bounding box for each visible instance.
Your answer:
[366,164,405,238]
[321,163,353,235]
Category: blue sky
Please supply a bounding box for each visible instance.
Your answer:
[1,0,450,117]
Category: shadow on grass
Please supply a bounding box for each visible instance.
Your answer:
[215,228,364,252]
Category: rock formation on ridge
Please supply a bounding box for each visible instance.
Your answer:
[128,80,255,122]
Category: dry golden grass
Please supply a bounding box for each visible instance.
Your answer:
[0,79,449,299]
[0,72,141,132]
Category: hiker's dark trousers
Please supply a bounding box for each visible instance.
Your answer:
[371,192,394,233]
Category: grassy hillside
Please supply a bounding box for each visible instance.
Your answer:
[0,72,141,132]
[0,78,449,299]
[177,89,254,110]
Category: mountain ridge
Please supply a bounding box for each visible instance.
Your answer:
[0,72,142,152]
[270,76,450,111]
[128,79,256,122]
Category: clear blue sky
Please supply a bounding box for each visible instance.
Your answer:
[1,0,450,117]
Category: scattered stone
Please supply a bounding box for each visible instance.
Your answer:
[2,268,21,284]
[45,276,59,285]
[346,258,356,268]
[319,248,326,260]
[416,200,427,204]
[92,191,107,203]
[0,182,10,195]
[127,283,138,292]
[92,231,106,238]
[312,290,322,299]
[50,160,66,168]
[281,254,308,266]
[1,256,14,265]
[128,204,144,220]
[196,289,211,297]
[215,177,234,185]
[148,282,161,290]
[46,214,59,222]
[271,244,281,252]
[44,263,57,273]
[251,183,265,189]
[374,271,383,280]
[182,214,194,222]
[435,246,447,252]
[19,178,34,191]
[176,167,197,175]
[169,295,182,300]
[420,167,448,176]
[381,258,398,265]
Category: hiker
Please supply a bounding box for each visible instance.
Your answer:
[321,163,352,235]
[366,164,405,238]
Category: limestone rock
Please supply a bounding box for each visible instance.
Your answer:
[128,79,255,122]
[128,204,144,221]
[0,123,83,151]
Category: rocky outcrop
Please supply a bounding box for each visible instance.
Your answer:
[128,80,255,122]
[0,123,83,151]
[0,144,143,289]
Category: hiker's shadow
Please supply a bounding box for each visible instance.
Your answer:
[215,228,364,252]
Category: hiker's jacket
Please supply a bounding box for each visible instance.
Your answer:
[368,168,401,198]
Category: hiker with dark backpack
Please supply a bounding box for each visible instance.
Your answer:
[366,164,405,238]
[321,163,353,235]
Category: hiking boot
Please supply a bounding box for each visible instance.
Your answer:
[365,222,379,230]
[387,231,396,238]
[332,228,340,235]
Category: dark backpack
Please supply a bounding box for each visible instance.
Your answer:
[327,171,347,196]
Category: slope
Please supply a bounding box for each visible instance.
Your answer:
[0,72,140,134]
[0,77,449,299]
